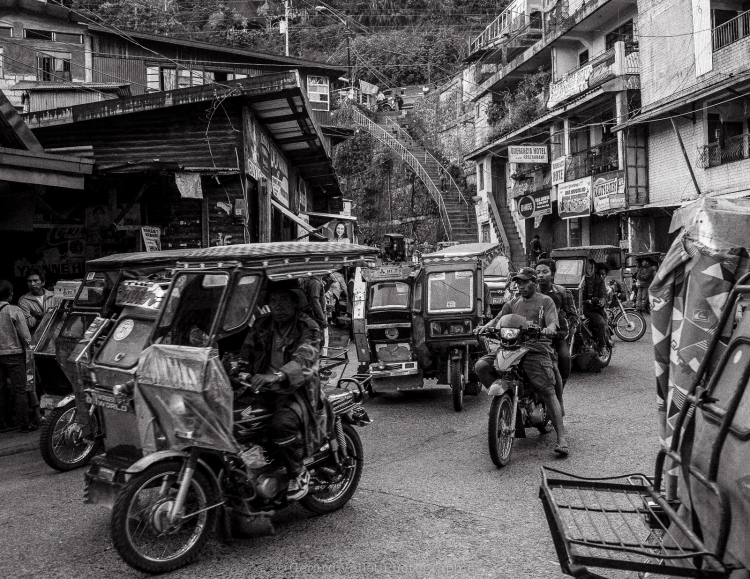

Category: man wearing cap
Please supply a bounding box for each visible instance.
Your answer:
[475,267,569,456]
[239,281,323,500]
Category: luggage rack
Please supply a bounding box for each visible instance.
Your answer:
[539,466,730,578]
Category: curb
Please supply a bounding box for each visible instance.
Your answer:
[0,439,38,458]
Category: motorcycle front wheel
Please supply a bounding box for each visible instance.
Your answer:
[301,423,364,514]
[111,460,217,574]
[598,345,613,367]
[39,401,101,471]
[488,393,514,468]
[451,357,464,412]
[613,310,647,342]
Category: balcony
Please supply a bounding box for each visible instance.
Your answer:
[566,139,618,181]
[697,133,750,168]
[468,0,544,61]
[712,9,750,51]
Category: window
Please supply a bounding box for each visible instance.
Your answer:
[369,282,410,310]
[427,271,474,314]
[223,275,261,331]
[96,318,154,368]
[25,29,53,40]
[0,26,12,38]
[161,67,177,91]
[478,162,485,190]
[54,32,83,44]
[24,29,83,43]
[569,218,582,247]
[605,20,634,50]
[578,49,589,66]
[307,75,330,112]
[37,52,71,81]
[554,260,584,286]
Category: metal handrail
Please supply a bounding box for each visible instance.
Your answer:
[350,108,453,240]
[712,9,750,51]
[383,116,471,219]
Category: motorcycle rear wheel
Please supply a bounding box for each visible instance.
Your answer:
[488,393,514,468]
[598,345,612,367]
[451,358,464,412]
[613,311,647,342]
[39,401,101,472]
[111,460,217,574]
[301,423,364,514]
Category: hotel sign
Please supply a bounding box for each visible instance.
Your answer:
[508,145,548,164]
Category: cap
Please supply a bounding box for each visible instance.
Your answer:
[512,267,538,282]
[267,280,308,309]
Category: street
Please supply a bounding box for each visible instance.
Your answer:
[0,331,657,579]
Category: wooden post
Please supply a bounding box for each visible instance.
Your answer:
[671,118,701,197]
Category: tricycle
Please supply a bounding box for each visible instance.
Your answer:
[419,242,503,411]
[81,242,378,574]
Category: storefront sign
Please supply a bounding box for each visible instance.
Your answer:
[592,171,627,213]
[518,190,552,219]
[551,157,567,185]
[547,64,593,109]
[558,177,592,219]
[508,145,548,164]
[141,226,162,252]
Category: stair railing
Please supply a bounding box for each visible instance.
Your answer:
[351,107,453,240]
[383,116,471,221]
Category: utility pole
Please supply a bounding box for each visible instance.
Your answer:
[284,0,290,56]
[346,26,352,98]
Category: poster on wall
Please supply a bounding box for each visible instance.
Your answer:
[260,132,270,176]
[558,177,592,219]
[270,146,289,207]
[551,157,567,185]
[592,171,627,213]
[245,114,263,181]
[141,226,162,252]
[517,190,552,220]
[508,145,548,164]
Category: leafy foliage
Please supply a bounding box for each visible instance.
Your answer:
[487,67,550,137]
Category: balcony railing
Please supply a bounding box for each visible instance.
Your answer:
[547,47,616,109]
[469,0,543,54]
[566,139,619,181]
[697,133,750,168]
[712,9,750,51]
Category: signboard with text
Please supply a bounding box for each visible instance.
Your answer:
[508,145,548,164]
[547,64,593,109]
[551,156,567,185]
[270,146,289,207]
[592,171,627,213]
[558,177,592,219]
[518,190,552,220]
[141,226,162,252]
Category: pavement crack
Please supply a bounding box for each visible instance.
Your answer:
[359,486,489,519]
[369,431,482,469]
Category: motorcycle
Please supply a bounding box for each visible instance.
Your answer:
[606,292,647,342]
[570,299,613,372]
[481,316,551,468]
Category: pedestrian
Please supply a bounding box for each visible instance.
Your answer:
[439,167,447,192]
[298,275,328,350]
[395,93,403,111]
[18,266,55,335]
[635,258,656,313]
[529,235,543,265]
[0,280,35,433]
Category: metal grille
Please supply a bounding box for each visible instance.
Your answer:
[697,133,750,168]
[567,139,619,181]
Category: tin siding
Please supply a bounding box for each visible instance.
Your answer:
[92,56,147,95]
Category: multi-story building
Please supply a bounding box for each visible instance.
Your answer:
[461,0,644,262]
[613,0,750,252]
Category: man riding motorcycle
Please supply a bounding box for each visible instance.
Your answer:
[239,281,323,500]
[474,267,569,456]
[580,261,613,350]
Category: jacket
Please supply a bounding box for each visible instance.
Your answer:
[240,312,324,454]
[0,302,31,356]
[636,266,655,288]
[18,289,55,331]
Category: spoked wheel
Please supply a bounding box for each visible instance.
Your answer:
[39,401,101,471]
[613,311,647,342]
[451,358,464,412]
[111,461,217,574]
[488,393,514,468]
[598,345,613,367]
[301,423,364,514]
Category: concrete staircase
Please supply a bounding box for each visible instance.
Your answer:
[350,107,477,244]
[488,194,526,268]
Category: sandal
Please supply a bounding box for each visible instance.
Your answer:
[553,443,569,457]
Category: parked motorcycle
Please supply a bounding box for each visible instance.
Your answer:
[606,293,647,342]
[482,316,551,468]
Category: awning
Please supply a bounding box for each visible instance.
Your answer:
[271,198,316,232]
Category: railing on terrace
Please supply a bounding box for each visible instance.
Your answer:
[625,42,640,74]
[697,133,750,168]
[566,139,619,181]
[712,9,750,51]
[469,8,542,54]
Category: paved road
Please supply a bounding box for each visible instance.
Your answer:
[0,331,658,579]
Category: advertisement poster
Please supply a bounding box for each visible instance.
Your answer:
[270,146,289,207]
[551,157,567,185]
[558,177,592,219]
[508,145,548,164]
[592,171,627,213]
[548,64,593,109]
[260,132,270,177]
[141,226,162,252]
[245,114,262,181]
[518,190,552,219]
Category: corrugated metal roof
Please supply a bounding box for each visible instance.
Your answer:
[11,81,129,91]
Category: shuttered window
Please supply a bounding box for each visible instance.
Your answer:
[146,65,160,92]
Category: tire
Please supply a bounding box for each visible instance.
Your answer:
[110,460,217,574]
[301,423,364,514]
[598,345,612,367]
[488,393,514,468]
[39,401,101,472]
[613,311,647,342]
[451,357,464,412]
[380,104,392,112]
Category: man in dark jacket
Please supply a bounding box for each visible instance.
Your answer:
[635,258,656,313]
[0,280,34,432]
[580,261,612,349]
[240,281,323,500]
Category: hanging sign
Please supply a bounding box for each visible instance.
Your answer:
[508,145,548,164]
[140,226,162,252]
[558,177,592,219]
[592,171,627,213]
[551,156,567,185]
[518,190,552,219]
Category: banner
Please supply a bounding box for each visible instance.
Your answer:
[558,177,592,219]
[141,226,161,252]
[551,157,567,185]
[518,190,552,219]
[175,173,203,199]
[547,64,592,109]
[509,145,548,163]
[592,171,627,213]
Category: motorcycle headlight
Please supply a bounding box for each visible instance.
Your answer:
[384,327,399,340]
[500,328,520,340]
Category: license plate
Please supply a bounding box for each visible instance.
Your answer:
[86,391,130,413]
[492,297,504,304]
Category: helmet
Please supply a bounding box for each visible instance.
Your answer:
[498,313,527,347]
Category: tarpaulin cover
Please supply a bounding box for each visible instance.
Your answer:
[649,197,750,497]
[134,344,240,455]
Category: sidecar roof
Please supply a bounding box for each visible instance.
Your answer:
[422,243,504,266]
